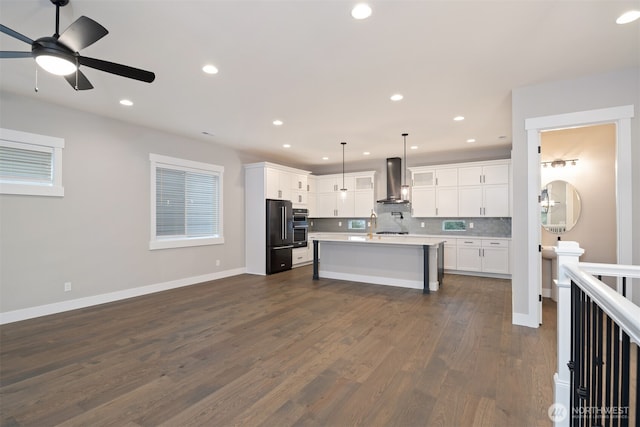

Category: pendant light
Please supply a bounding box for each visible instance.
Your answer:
[401,133,410,200]
[340,142,348,199]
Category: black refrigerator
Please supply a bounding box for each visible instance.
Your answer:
[266,199,294,274]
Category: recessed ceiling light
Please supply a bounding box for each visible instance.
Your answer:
[454,116,465,121]
[466,138,476,143]
[202,64,219,74]
[616,10,640,24]
[119,99,133,106]
[363,151,370,155]
[273,120,283,126]
[390,94,404,101]
[322,156,329,160]
[283,144,291,148]
[351,3,372,20]
[410,145,418,150]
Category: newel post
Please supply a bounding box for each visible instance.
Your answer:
[553,241,584,427]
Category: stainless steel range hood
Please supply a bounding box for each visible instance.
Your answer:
[377,157,410,204]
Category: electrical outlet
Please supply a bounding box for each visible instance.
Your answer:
[367,221,371,227]
[310,221,314,227]
[469,222,474,229]
[64,282,72,292]
[215,259,221,266]
[421,222,425,228]
[338,221,342,227]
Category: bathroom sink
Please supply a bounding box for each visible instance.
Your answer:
[541,245,556,259]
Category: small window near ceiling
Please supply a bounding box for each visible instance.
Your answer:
[0,128,64,197]
[149,153,224,250]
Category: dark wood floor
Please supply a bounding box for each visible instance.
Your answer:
[1,266,557,427]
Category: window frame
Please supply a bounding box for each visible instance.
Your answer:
[0,128,64,197]
[149,153,224,250]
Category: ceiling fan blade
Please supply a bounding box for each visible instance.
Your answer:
[58,16,108,52]
[64,69,93,91]
[0,24,34,45]
[78,56,155,83]
[0,51,33,58]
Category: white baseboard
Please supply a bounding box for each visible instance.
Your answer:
[0,267,246,325]
[542,288,552,298]
[512,312,540,328]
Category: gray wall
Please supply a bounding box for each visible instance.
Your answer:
[511,68,640,317]
[0,92,249,313]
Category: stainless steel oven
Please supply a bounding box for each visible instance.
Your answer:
[292,208,308,247]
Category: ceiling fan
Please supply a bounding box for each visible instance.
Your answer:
[0,0,155,90]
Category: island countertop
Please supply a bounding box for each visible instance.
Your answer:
[310,233,446,246]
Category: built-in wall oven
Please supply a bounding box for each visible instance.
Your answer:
[292,208,308,247]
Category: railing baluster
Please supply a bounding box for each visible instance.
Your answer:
[596,305,604,427]
[605,316,613,427]
[613,323,620,427]
[620,332,630,427]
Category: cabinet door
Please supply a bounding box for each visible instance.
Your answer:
[355,175,374,190]
[412,169,435,187]
[316,193,337,217]
[291,174,308,191]
[436,187,458,217]
[458,166,482,186]
[458,186,483,217]
[483,185,509,216]
[482,164,509,185]
[443,243,457,270]
[457,246,482,271]
[411,187,436,217]
[292,190,307,206]
[278,172,291,200]
[336,191,355,217]
[265,168,281,199]
[317,176,338,193]
[436,168,458,187]
[482,247,509,274]
[354,190,374,217]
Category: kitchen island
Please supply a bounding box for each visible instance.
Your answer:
[311,234,445,293]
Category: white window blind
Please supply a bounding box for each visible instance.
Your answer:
[0,144,53,184]
[0,128,64,197]
[150,154,224,250]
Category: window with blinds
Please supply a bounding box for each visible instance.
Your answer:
[0,128,64,197]
[150,154,224,250]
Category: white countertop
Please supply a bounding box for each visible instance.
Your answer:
[309,232,510,242]
[310,233,446,246]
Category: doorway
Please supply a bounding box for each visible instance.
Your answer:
[525,105,634,325]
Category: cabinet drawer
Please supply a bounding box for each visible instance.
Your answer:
[482,239,509,248]
[458,239,481,247]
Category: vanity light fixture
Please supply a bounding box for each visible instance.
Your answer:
[401,133,410,200]
[541,158,579,168]
[340,142,348,199]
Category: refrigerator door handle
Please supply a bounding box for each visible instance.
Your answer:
[281,206,285,239]
[273,245,294,250]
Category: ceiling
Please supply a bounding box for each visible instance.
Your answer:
[1,1,638,170]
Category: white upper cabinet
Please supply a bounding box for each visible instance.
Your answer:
[410,159,510,218]
[312,172,375,217]
[266,167,292,200]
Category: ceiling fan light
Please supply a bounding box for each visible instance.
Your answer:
[35,54,77,76]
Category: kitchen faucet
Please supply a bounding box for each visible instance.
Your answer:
[368,210,377,239]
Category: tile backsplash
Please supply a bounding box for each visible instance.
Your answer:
[310,206,511,238]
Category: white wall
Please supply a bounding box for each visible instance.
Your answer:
[0,92,248,318]
[512,68,640,322]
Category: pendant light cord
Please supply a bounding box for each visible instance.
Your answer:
[402,133,408,187]
[341,142,346,190]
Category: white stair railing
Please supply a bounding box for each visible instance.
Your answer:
[553,241,640,427]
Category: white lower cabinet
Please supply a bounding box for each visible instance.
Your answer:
[443,239,457,270]
[293,247,311,266]
[456,238,509,274]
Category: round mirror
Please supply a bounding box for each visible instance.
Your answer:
[540,180,581,234]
